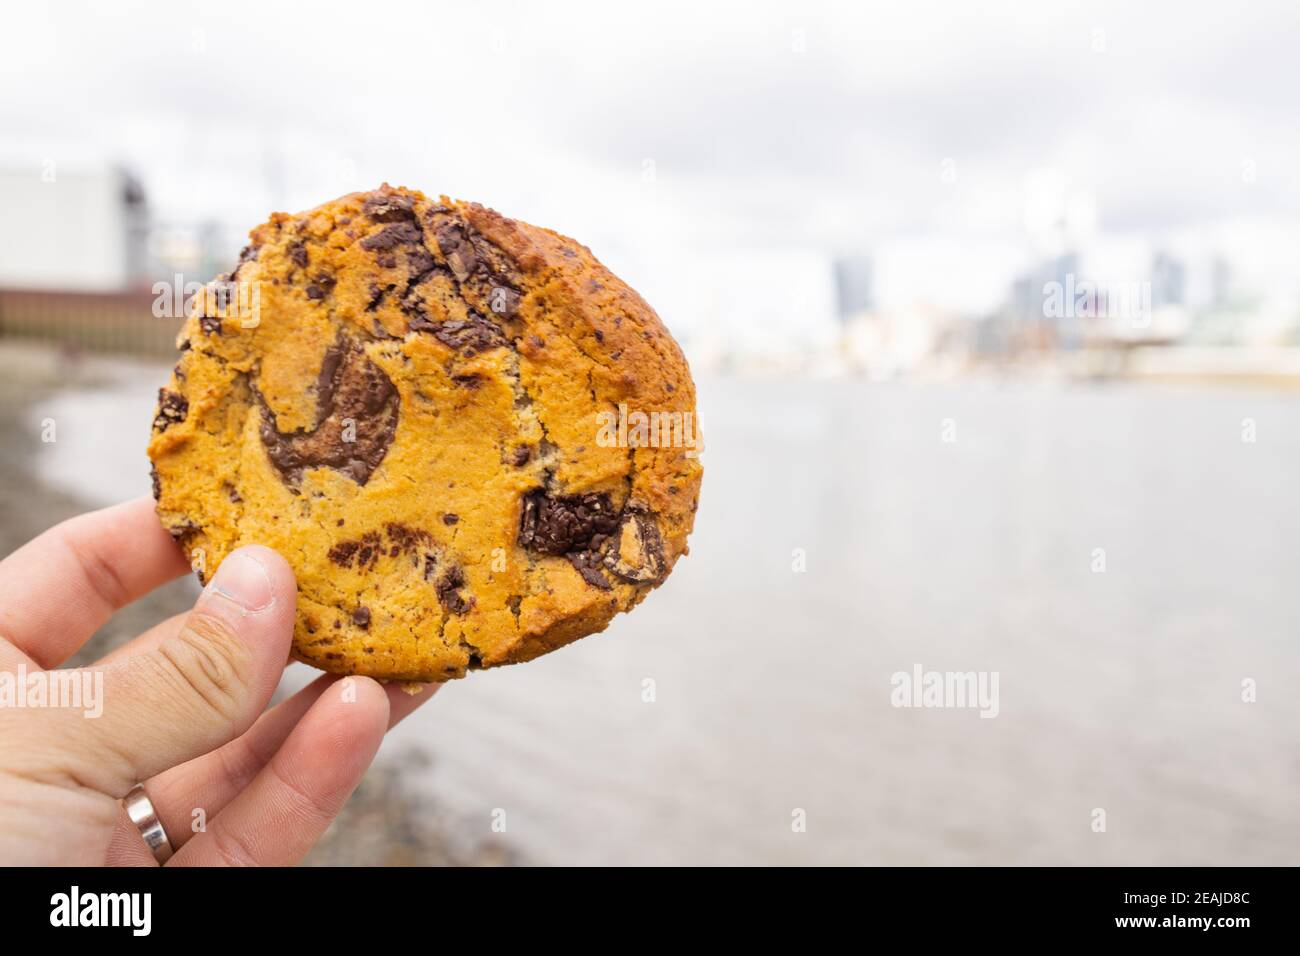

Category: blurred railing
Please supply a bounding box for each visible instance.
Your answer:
[0,288,184,360]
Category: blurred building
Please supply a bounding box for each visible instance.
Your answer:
[1150,251,1186,308]
[841,304,965,379]
[1210,255,1233,310]
[1007,252,1082,352]
[150,219,242,284]
[0,163,186,357]
[0,164,150,292]
[833,256,873,321]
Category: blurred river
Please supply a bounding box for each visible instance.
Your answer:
[11,345,1300,865]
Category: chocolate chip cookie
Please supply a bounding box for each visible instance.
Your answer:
[147,185,702,682]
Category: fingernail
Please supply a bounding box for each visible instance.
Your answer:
[204,551,275,616]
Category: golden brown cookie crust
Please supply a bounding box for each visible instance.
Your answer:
[147,185,702,682]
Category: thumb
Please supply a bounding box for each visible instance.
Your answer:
[68,546,296,796]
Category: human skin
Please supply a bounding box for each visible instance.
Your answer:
[0,496,436,865]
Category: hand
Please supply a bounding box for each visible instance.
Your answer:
[0,497,436,865]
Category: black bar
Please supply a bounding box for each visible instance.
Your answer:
[0,866,1279,941]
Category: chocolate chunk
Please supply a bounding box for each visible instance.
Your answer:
[419,311,507,355]
[518,489,619,556]
[229,244,258,281]
[259,339,399,486]
[398,286,425,320]
[328,531,383,569]
[362,193,417,223]
[430,208,518,300]
[365,283,390,311]
[385,523,431,554]
[153,389,188,432]
[510,445,531,466]
[167,519,199,546]
[287,240,309,269]
[360,221,423,253]
[442,513,459,525]
[305,273,335,300]
[435,221,477,280]
[604,509,667,583]
[352,606,371,628]
[436,563,462,593]
[312,346,345,419]
[150,464,161,499]
[451,374,482,389]
[435,564,474,615]
[406,247,438,277]
[567,549,612,590]
[199,314,222,335]
[327,540,357,567]
[469,232,521,284]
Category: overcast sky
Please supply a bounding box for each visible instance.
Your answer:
[3,0,1299,346]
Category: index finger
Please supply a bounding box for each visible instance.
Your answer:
[0,496,191,668]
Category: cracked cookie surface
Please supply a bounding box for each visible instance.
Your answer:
[147,185,702,681]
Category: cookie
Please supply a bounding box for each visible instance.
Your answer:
[147,185,702,682]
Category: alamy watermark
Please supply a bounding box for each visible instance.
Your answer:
[152,275,261,328]
[596,403,702,457]
[50,886,150,936]
[0,664,103,718]
[890,664,999,718]
[1043,274,1151,328]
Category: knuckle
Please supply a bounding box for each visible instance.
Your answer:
[213,734,263,795]
[269,759,337,827]
[154,613,252,728]
[207,821,261,867]
[59,522,130,609]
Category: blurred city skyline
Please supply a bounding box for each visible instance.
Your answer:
[3,0,1300,365]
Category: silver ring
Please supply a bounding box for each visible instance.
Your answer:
[123,783,174,864]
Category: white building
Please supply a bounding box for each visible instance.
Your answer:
[0,163,148,291]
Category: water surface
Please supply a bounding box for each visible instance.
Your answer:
[26,367,1300,864]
